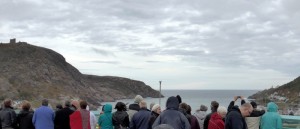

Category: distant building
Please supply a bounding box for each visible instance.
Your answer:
[10,38,16,44]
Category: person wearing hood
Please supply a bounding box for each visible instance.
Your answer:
[127,95,143,122]
[194,104,207,129]
[98,104,113,129]
[17,100,35,129]
[112,102,130,129]
[208,106,227,129]
[152,96,190,129]
[260,102,282,129]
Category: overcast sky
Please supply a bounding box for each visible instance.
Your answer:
[1,0,300,90]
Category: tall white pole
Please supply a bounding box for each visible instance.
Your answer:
[159,81,162,106]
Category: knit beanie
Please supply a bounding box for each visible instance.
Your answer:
[134,95,143,104]
[200,104,208,111]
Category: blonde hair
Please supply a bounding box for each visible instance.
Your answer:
[217,106,227,114]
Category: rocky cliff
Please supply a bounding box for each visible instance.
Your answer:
[0,42,162,109]
[249,76,300,106]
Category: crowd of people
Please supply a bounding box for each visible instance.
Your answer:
[0,95,283,129]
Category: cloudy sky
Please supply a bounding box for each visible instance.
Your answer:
[1,0,300,90]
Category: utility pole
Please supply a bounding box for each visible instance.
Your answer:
[159,81,162,106]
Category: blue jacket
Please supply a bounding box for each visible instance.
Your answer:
[260,102,282,129]
[152,96,190,129]
[130,108,151,129]
[32,106,55,129]
[98,104,113,129]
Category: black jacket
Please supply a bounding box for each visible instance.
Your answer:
[113,111,130,129]
[225,106,247,129]
[17,110,35,129]
[148,111,159,129]
[250,109,265,117]
[0,107,17,128]
[54,107,74,129]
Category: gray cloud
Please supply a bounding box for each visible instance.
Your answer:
[84,60,120,64]
[92,48,116,57]
[1,0,300,86]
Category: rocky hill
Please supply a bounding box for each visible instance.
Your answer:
[0,42,162,109]
[249,76,300,106]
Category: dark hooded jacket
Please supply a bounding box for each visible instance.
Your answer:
[148,111,159,129]
[17,110,35,129]
[112,111,130,129]
[0,107,17,128]
[225,106,247,129]
[152,96,190,129]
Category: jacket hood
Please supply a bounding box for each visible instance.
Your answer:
[267,102,278,112]
[210,112,222,120]
[104,104,112,113]
[166,96,179,110]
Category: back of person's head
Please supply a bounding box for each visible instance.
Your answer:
[199,104,208,111]
[153,124,175,129]
[3,99,12,108]
[149,102,155,110]
[79,100,88,109]
[103,104,112,113]
[134,95,143,104]
[211,101,219,111]
[56,104,63,109]
[217,106,227,118]
[71,100,80,110]
[176,95,182,103]
[21,100,31,111]
[151,104,160,111]
[267,102,278,112]
[166,96,179,110]
[139,101,147,108]
[179,102,189,111]
[64,100,71,107]
[42,99,48,106]
[186,105,192,115]
[115,102,126,111]
[250,101,257,109]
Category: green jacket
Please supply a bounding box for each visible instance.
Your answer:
[98,104,113,129]
[260,102,282,129]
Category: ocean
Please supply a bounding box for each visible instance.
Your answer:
[101,89,260,113]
